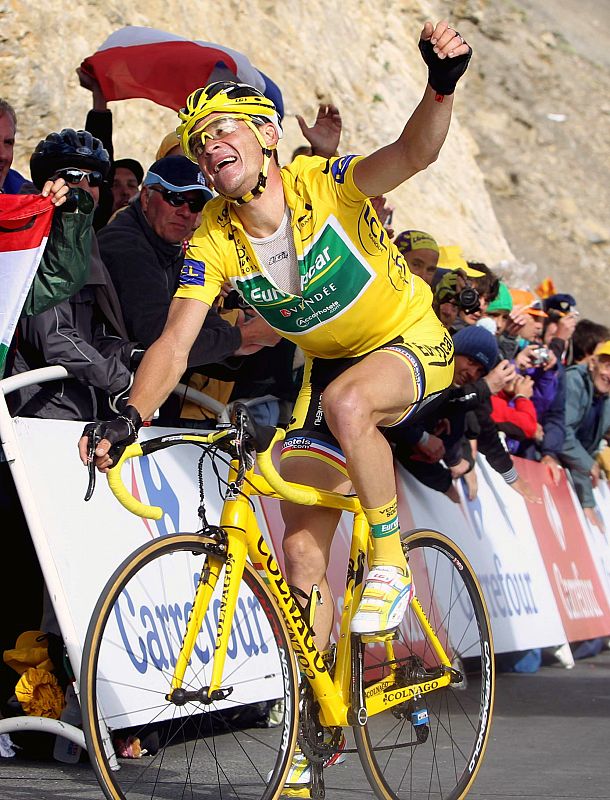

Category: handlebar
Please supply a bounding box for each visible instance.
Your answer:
[257,429,319,506]
[107,442,164,520]
[104,418,322,520]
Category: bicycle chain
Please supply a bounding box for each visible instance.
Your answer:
[297,680,342,764]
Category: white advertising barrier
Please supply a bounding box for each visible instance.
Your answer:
[396,458,568,654]
[8,416,283,724]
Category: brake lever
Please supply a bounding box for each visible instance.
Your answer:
[84,427,99,502]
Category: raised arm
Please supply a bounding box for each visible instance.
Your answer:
[353,20,472,197]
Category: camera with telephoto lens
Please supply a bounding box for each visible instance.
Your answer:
[455,280,481,315]
[531,346,551,367]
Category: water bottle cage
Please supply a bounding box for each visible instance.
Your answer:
[289,584,322,638]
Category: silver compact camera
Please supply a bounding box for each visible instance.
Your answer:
[531,346,551,367]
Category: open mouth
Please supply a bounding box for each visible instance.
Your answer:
[214,156,237,174]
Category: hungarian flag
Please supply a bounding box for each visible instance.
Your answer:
[0,195,54,370]
[79,26,283,117]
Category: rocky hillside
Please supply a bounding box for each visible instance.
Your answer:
[1,0,608,320]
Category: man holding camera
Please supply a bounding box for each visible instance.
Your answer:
[509,291,569,484]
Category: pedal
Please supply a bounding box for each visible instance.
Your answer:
[280,786,312,799]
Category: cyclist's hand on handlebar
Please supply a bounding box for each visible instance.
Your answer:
[79,406,142,473]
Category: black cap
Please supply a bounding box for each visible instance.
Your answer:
[112,157,144,185]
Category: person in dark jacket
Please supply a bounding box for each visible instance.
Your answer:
[97,156,280,423]
[10,129,139,421]
[560,341,610,530]
[390,325,539,503]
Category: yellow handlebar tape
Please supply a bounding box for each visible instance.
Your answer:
[106,442,164,520]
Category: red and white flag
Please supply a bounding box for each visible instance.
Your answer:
[80,26,267,111]
[0,195,54,369]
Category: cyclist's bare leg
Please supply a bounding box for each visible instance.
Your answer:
[322,350,416,511]
[321,351,421,633]
[281,456,352,649]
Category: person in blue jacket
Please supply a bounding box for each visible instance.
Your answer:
[560,340,610,531]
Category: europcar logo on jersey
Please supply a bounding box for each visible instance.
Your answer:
[234,216,375,335]
[331,154,357,184]
[179,258,205,286]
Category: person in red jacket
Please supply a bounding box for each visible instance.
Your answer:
[490,373,540,452]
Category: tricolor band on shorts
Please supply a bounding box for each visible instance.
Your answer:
[281,318,454,476]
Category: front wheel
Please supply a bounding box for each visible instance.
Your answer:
[80,532,300,800]
[354,529,495,800]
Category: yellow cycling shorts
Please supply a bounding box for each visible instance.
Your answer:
[281,307,455,476]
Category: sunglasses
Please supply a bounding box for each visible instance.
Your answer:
[148,185,207,213]
[52,168,104,187]
[188,115,252,159]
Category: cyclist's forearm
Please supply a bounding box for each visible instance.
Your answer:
[353,87,454,196]
[126,336,188,422]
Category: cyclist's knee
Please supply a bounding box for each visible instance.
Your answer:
[322,381,372,436]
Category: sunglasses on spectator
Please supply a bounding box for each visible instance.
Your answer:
[147,185,207,213]
[52,168,104,187]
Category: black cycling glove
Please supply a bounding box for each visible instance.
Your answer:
[418,37,472,96]
[82,404,143,466]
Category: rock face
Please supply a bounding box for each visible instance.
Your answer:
[1,0,607,320]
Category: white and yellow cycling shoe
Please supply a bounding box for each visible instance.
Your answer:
[278,732,346,798]
[350,565,414,636]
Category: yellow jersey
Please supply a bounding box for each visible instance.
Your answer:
[175,154,433,359]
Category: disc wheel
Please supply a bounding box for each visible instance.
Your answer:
[354,529,495,800]
[80,533,299,800]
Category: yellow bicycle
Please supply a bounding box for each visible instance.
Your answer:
[80,405,494,800]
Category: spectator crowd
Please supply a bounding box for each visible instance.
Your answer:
[1,65,609,715]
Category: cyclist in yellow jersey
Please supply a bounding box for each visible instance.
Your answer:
[81,20,471,645]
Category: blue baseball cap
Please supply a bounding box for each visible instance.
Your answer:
[542,293,577,317]
[143,155,213,200]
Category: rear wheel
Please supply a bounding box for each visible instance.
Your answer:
[354,529,494,800]
[80,533,299,800]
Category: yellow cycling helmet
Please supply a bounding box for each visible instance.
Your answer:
[176,81,283,203]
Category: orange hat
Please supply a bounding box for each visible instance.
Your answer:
[509,288,548,317]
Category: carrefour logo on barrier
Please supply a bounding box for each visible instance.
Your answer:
[543,485,566,551]
[131,457,180,537]
[113,581,271,676]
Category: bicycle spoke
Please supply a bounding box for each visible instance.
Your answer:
[354,530,494,800]
[81,535,299,800]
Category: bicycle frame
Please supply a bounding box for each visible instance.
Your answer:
[109,431,455,730]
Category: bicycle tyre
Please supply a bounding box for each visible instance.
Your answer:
[354,529,495,800]
[80,532,300,800]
